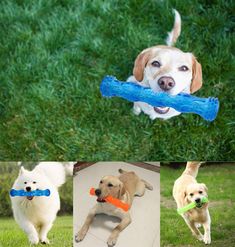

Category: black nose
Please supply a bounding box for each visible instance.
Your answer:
[195,198,201,203]
[158,76,175,91]
[95,189,101,196]
[26,187,31,192]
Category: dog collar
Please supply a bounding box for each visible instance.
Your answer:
[177,197,208,215]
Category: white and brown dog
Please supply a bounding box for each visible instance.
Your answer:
[128,10,202,120]
[75,169,153,246]
[173,162,211,244]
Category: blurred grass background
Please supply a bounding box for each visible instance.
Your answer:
[0,0,234,160]
[160,163,235,246]
[0,216,72,247]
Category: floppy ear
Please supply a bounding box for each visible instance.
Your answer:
[118,183,126,199]
[133,49,151,82]
[19,166,25,175]
[190,55,203,93]
[200,183,208,192]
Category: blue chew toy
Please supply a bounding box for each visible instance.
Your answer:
[10,189,51,197]
[100,76,219,121]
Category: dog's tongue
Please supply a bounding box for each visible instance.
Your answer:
[27,196,34,200]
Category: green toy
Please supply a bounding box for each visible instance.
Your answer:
[177,197,209,214]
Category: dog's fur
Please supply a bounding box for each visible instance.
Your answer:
[173,162,211,244]
[11,162,73,245]
[75,169,153,246]
[128,10,203,120]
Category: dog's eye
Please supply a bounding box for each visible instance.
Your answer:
[179,65,189,71]
[190,193,194,197]
[100,181,103,184]
[108,183,113,187]
[24,182,27,184]
[151,61,161,68]
[33,181,36,184]
[199,191,203,194]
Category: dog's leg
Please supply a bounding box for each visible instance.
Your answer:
[15,216,39,244]
[135,181,146,197]
[39,222,53,244]
[203,212,211,244]
[133,102,142,115]
[107,214,131,247]
[182,215,203,241]
[75,206,97,242]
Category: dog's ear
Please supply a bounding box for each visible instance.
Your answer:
[133,49,152,82]
[19,166,26,175]
[118,182,126,199]
[200,183,208,192]
[190,55,203,93]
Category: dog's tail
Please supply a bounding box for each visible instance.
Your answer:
[141,179,153,190]
[182,161,202,178]
[119,169,153,190]
[166,9,181,46]
[35,162,74,188]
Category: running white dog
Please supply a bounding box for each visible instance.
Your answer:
[10,162,73,245]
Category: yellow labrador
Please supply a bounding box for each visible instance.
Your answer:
[75,169,153,246]
[128,10,203,120]
[173,162,211,244]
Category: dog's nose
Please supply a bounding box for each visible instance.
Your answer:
[195,198,201,203]
[26,186,31,192]
[158,76,175,91]
[95,189,101,196]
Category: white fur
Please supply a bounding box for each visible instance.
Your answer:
[11,162,73,245]
[166,9,181,46]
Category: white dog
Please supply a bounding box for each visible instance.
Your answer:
[10,162,73,245]
[128,10,203,120]
[173,162,211,244]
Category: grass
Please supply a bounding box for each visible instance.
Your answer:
[0,0,234,160]
[0,215,72,247]
[160,164,235,246]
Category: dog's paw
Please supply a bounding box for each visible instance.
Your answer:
[41,238,50,244]
[107,235,118,247]
[204,234,211,244]
[28,234,39,245]
[75,231,86,242]
[193,233,203,241]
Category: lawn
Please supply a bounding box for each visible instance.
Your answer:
[160,164,235,246]
[0,215,72,247]
[0,0,234,160]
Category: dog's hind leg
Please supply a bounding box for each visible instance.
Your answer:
[39,222,53,244]
[135,181,146,197]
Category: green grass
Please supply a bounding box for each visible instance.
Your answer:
[161,164,235,246]
[0,215,72,247]
[0,0,234,160]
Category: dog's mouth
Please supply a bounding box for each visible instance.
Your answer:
[96,196,106,203]
[154,107,170,114]
[27,196,34,200]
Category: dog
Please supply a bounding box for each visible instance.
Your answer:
[173,162,211,244]
[128,10,203,120]
[75,169,153,246]
[10,162,73,245]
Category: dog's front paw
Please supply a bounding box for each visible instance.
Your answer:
[28,234,39,245]
[193,233,203,241]
[204,234,211,244]
[41,237,50,244]
[107,235,118,247]
[75,231,86,242]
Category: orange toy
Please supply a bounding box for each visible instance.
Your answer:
[90,188,130,212]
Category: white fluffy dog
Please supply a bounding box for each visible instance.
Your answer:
[10,162,73,245]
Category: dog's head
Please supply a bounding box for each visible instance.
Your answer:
[133,45,202,114]
[94,175,125,202]
[13,166,46,201]
[184,183,208,207]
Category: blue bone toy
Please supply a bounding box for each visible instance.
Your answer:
[100,76,219,121]
[10,189,51,197]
